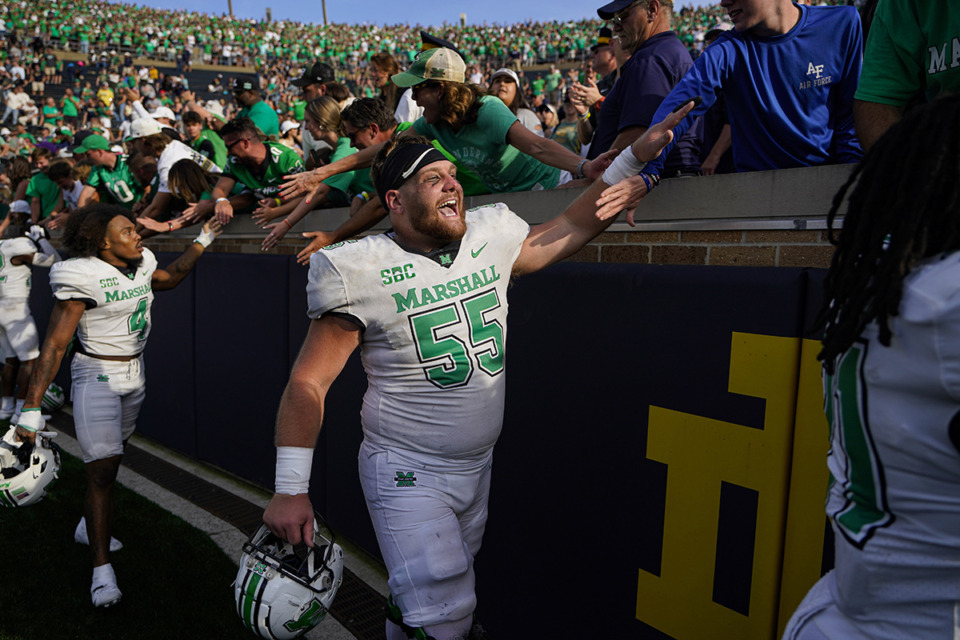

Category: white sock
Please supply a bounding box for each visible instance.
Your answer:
[92,563,116,586]
[0,396,14,411]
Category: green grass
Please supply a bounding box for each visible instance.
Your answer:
[0,449,253,639]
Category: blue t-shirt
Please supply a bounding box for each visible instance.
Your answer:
[588,31,701,175]
[646,3,863,175]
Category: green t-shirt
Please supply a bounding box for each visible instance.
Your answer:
[395,121,488,197]
[85,154,144,209]
[413,96,559,193]
[855,0,960,106]
[192,128,229,170]
[238,99,280,137]
[25,172,61,217]
[292,99,306,122]
[223,142,304,199]
[544,71,562,92]
[322,137,359,199]
[61,95,80,117]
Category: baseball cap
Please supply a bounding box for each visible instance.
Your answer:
[591,27,613,51]
[597,0,637,20]
[291,62,335,88]
[150,106,176,121]
[231,77,256,93]
[705,21,734,40]
[490,68,520,85]
[72,133,110,154]
[9,200,30,214]
[125,117,164,141]
[419,31,463,59]
[392,48,466,88]
[280,120,300,134]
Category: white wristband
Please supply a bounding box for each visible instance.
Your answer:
[16,408,43,433]
[601,147,648,186]
[215,197,228,204]
[194,227,215,248]
[275,446,313,495]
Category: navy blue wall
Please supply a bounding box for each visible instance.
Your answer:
[32,256,827,637]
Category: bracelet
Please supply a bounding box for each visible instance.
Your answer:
[274,197,281,206]
[640,173,654,193]
[596,96,605,110]
[167,221,173,232]
[215,197,228,204]
[275,446,313,495]
[16,408,43,433]
[356,191,370,203]
[575,158,588,179]
[578,111,591,121]
[282,218,292,229]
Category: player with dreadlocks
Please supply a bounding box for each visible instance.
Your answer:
[784,94,960,639]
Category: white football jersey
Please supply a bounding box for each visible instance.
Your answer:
[0,237,38,298]
[157,140,221,194]
[307,203,529,459]
[822,250,960,639]
[50,249,158,357]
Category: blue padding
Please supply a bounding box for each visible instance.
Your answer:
[139,252,198,455]
[192,253,292,488]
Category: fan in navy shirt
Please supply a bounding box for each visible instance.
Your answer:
[588,0,702,177]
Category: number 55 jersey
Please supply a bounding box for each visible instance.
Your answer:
[49,249,157,356]
[307,204,529,461]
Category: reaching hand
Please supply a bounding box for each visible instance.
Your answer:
[297,230,336,265]
[260,220,289,251]
[251,199,283,227]
[181,200,214,224]
[595,174,647,226]
[214,198,234,226]
[582,148,618,182]
[279,170,328,202]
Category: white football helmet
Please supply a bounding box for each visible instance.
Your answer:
[0,426,60,507]
[41,383,66,413]
[235,517,344,639]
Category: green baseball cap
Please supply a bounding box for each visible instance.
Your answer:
[73,133,110,154]
[391,47,465,88]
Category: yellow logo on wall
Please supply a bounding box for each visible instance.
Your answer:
[636,333,829,640]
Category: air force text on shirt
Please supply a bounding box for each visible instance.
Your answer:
[800,61,832,90]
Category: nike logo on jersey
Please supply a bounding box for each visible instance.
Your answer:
[472,243,488,258]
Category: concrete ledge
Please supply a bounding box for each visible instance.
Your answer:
[186,163,854,239]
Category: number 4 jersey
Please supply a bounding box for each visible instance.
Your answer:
[307,203,529,460]
[50,249,157,357]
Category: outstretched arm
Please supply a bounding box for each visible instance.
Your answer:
[16,300,86,443]
[151,221,220,291]
[296,196,388,265]
[263,315,360,545]
[512,99,696,277]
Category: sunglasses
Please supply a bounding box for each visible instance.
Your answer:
[612,0,644,26]
[226,137,249,152]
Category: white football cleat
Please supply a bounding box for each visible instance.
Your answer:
[91,582,122,608]
[75,518,124,552]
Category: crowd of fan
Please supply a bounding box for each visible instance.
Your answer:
[0,0,872,262]
[0,0,744,70]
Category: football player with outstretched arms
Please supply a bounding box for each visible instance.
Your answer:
[14,205,220,609]
[262,100,696,640]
